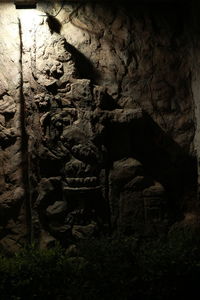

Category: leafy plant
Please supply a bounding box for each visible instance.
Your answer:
[0,235,200,299]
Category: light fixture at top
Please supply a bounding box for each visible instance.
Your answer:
[14,0,37,9]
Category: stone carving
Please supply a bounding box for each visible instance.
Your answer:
[34,89,109,243]
[30,31,188,245]
[0,2,197,251]
[0,94,16,115]
[34,35,76,87]
[33,63,170,245]
[109,158,168,235]
[0,93,16,147]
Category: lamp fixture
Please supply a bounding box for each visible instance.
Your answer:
[14,0,37,9]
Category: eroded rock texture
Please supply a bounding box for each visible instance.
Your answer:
[0,4,28,252]
[0,1,197,250]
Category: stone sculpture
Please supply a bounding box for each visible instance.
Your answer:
[0,4,196,251]
[28,32,169,246]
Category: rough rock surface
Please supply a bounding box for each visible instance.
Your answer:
[0,1,198,250]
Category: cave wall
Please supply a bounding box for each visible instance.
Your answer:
[0,1,197,251]
[191,0,200,201]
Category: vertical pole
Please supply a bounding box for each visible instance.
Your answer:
[18,17,33,245]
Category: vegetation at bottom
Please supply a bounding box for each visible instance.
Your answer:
[0,230,200,300]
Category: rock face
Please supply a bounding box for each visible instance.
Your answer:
[0,1,197,250]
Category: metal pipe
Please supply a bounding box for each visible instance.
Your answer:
[18,17,33,245]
